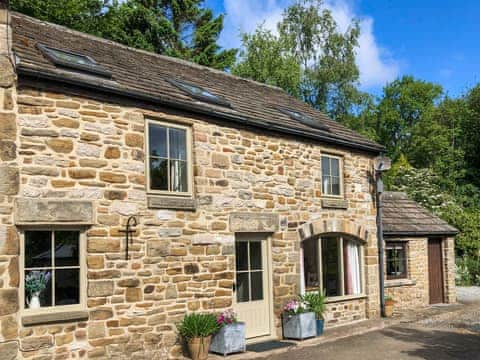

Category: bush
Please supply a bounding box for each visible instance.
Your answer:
[456,256,480,286]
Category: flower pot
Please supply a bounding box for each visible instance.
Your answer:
[188,336,212,360]
[28,292,41,309]
[282,312,316,340]
[384,301,395,317]
[315,319,324,336]
[210,322,246,356]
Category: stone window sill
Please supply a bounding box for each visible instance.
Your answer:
[321,198,348,209]
[147,195,196,210]
[22,310,89,326]
[325,294,367,304]
[385,279,416,288]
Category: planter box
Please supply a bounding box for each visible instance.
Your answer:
[282,312,316,340]
[210,322,246,356]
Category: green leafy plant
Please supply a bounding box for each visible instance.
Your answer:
[177,313,220,340]
[300,290,326,320]
[25,271,51,297]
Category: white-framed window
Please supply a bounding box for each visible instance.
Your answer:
[21,230,85,313]
[386,242,408,280]
[321,154,343,197]
[302,236,363,297]
[146,119,193,196]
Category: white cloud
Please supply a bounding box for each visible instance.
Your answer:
[221,0,399,89]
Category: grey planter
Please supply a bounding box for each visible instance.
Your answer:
[209,322,246,356]
[282,312,316,340]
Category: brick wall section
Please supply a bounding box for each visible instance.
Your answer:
[1,84,379,359]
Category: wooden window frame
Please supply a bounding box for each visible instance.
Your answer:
[145,119,194,197]
[303,236,365,300]
[320,153,344,198]
[20,228,86,316]
[385,241,408,280]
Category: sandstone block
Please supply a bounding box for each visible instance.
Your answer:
[125,287,142,302]
[125,133,144,148]
[212,153,230,169]
[90,308,113,320]
[52,118,80,128]
[69,168,96,179]
[1,316,18,340]
[104,146,120,159]
[88,281,114,297]
[147,241,169,257]
[0,166,18,195]
[0,226,19,255]
[118,278,140,287]
[0,57,15,87]
[21,128,59,137]
[100,172,126,184]
[51,179,75,188]
[0,341,18,360]
[0,140,15,161]
[8,257,18,287]
[15,199,94,224]
[88,238,120,253]
[79,159,107,168]
[0,289,18,316]
[0,113,16,140]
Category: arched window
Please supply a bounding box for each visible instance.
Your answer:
[302,236,363,297]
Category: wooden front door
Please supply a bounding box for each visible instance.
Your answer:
[428,238,445,304]
[234,233,271,339]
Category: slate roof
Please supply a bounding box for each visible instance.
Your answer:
[382,192,458,236]
[10,12,384,153]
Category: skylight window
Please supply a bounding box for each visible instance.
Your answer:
[37,44,112,78]
[277,106,330,132]
[168,79,231,107]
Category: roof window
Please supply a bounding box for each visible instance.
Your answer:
[168,79,231,107]
[277,106,330,131]
[37,44,112,78]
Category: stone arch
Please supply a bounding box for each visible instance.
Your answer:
[298,219,370,243]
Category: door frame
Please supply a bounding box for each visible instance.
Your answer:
[233,232,275,343]
[428,237,445,304]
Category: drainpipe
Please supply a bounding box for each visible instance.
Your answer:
[376,173,386,317]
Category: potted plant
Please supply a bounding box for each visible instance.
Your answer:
[282,299,316,340]
[384,296,395,317]
[178,313,219,360]
[25,271,51,309]
[210,309,246,356]
[300,290,326,336]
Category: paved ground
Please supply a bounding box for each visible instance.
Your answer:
[457,286,480,304]
[262,303,480,360]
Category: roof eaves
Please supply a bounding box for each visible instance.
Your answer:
[16,64,385,154]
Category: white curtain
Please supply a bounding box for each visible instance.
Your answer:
[346,241,361,295]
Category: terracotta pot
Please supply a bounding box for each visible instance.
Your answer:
[188,336,212,360]
[384,301,395,317]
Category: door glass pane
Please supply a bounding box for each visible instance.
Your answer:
[55,231,79,266]
[170,160,188,192]
[322,237,341,297]
[149,124,167,157]
[150,158,168,190]
[303,237,319,290]
[321,156,330,176]
[251,272,263,301]
[55,269,80,305]
[25,270,52,308]
[235,242,248,271]
[25,231,51,268]
[169,127,187,160]
[236,272,249,303]
[249,242,262,270]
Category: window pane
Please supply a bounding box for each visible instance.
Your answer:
[321,156,330,176]
[236,272,249,303]
[332,176,340,195]
[235,242,248,271]
[25,270,52,308]
[169,127,187,160]
[322,175,331,195]
[251,272,263,301]
[303,237,319,289]
[249,242,262,270]
[25,231,52,268]
[150,158,168,190]
[322,237,341,297]
[386,245,407,278]
[55,269,80,306]
[149,124,167,158]
[170,160,188,192]
[55,231,79,266]
[331,158,340,177]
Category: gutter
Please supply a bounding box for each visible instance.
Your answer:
[17,65,385,154]
[383,231,459,237]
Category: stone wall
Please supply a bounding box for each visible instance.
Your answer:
[0,77,379,359]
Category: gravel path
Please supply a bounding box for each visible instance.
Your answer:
[457,286,480,304]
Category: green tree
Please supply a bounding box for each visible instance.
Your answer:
[11,0,236,70]
[232,26,301,97]
[463,85,480,187]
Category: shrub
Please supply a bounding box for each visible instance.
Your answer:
[177,313,220,340]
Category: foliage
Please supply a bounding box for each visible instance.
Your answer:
[11,0,236,70]
[456,256,480,286]
[177,313,219,339]
[299,290,326,320]
[232,26,301,97]
[216,309,237,327]
[283,299,309,316]
[25,271,51,296]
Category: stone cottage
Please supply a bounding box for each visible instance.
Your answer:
[0,7,456,360]
[382,192,457,308]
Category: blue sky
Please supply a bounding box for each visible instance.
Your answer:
[205,0,480,96]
